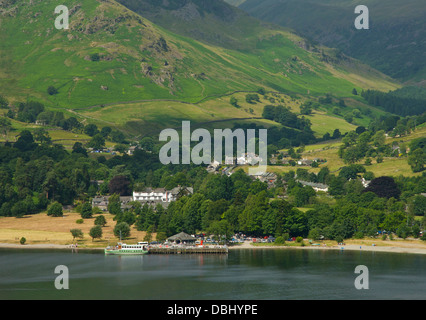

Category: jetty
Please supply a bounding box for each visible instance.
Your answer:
[148,232,228,254]
[148,245,228,254]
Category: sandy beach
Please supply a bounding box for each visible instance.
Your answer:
[227,240,426,255]
[0,243,103,250]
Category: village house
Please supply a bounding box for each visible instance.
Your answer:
[206,160,220,173]
[132,186,193,208]
[297,180,329,192]
[92,186,194,211]
[252,171,278,188]
[91,195,133,211]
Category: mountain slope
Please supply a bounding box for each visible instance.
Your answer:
[115,0,276,50]
[235,0,426,85]
[0,0,401,140]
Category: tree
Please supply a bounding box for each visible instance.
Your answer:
[408,148,425,172]
[207,220,234,243]
[90,53,100,61]
[262,105,275,120]
[47,201,63,217]
[140,137,154,151]
[107,193,122,215]
[230,97,239,108]
[0,95,8,108]
[94,215,107,226]
[364,176,400,199]
[87,133,105,151]
[33,128,51,144]
[372,130,386,147]
[80,202,93,219]
[245,93,260,104]
[109,175,131,196]
[0,117,12,140]
[411,195,426,216]
[89,225,103,241]
[332,129,341,139]
[84,124,99,137]
[70,229,83,241]
[72,142,87,156]
[114,222,131,239]
[14,130,37,152]
[300,103,312,115]
[47,86,58,95]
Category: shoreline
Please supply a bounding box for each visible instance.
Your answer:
[1,241,426,255]
[0,243,103,250]
[228,241,426,255]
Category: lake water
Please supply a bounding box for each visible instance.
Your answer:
[0,248,425,300]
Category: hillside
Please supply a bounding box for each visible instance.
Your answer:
[0,0,398,115]
[235,0,426,85]
[116,0,273,50]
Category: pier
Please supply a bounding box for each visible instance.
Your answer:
[148,246,228,254]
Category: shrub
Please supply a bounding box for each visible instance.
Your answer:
[274,236,285,245]
[47,86,58,95]
[335,236,344,243]
[90,53,100,61]
[20,237,26,245]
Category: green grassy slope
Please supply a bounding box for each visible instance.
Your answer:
[0,0,399,138]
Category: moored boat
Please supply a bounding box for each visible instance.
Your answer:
[104,242,149,255]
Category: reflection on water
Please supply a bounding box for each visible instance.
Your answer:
[0,248,425,300]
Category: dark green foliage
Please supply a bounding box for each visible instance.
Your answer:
[47,201,63,217]
[0,125,424,241]
[70,229,84,241]
[90,53,100,62]
[362,89,426,116]
[114,222,131,239]
[245,93,260,104]
[94,215,107,226]
[89,225,103,241]
[47,86,58,95]
[0,95,9,108]
[80,202,93,219]
[364,176,400,199]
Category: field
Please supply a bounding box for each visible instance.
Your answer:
[0,212,151,248]
[266,125,426,178]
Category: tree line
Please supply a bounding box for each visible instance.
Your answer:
[361,88,426,116]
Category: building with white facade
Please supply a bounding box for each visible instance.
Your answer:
[132,186,193,207]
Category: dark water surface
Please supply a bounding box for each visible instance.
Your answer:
[1,248,425,300]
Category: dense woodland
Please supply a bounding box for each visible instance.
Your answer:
[361,87,426,116]
[0,127,425,243]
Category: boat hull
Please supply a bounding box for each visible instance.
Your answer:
[104,248,149,255]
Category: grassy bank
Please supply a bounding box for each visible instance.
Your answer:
[0,211,151,248]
